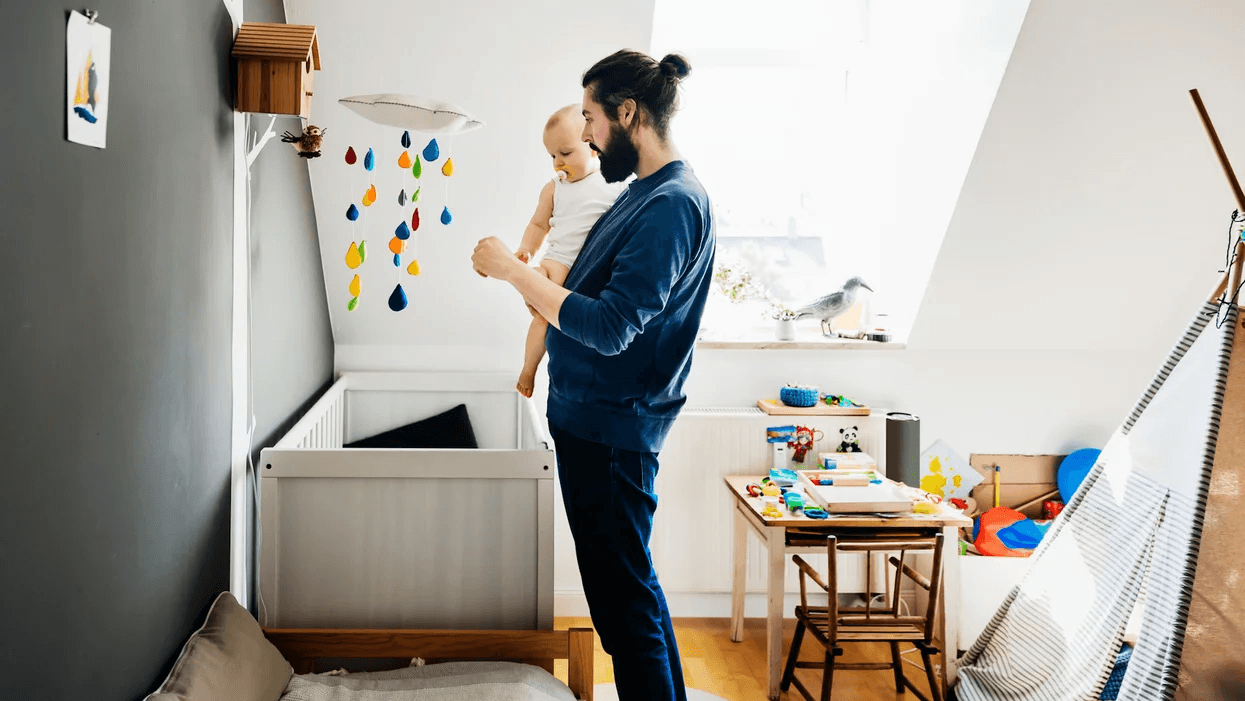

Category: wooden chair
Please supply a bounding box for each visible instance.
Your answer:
[780,533,946,701]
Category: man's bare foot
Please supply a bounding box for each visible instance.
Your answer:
[517,370,536,398]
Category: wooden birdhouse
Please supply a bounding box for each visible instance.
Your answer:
[232,22,320,118]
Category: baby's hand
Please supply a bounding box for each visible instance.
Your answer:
[515,249,532,263]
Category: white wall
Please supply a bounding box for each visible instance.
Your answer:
[284,0,655,374]
[687,0,1245,455]
[288,0,1245,615]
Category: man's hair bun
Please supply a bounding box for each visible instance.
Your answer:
[659,53,691,80]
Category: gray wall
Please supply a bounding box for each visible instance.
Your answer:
[0,1,332,699]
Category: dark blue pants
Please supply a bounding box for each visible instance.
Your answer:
[550,426,687,701]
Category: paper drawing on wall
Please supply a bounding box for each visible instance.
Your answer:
[66,10,111,148]
[918,439,982,500]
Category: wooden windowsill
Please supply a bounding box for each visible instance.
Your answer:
[695,335,906,350]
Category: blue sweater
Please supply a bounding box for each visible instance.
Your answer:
[547,161,715,453]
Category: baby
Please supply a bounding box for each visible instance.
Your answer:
[514,104,626,397]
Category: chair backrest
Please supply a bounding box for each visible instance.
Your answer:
[830,533,945,642]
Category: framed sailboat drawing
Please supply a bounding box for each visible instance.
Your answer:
[66,10,110,148]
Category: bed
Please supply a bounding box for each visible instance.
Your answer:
[144,592,594,701]
[257,371,555,631]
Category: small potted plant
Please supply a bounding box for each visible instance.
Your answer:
[772,306,797,341]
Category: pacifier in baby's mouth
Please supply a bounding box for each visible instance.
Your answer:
[555,166,572,180]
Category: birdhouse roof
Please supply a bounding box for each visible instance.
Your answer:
[232,22,320,70]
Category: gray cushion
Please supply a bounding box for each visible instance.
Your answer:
[145,591,292,701]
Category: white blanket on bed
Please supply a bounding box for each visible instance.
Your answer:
[279,662,580,701]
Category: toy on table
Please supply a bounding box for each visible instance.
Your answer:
[769,468,800,487]
[803,507,829,519]
[805,471,880,487]
[761,482,782,497]
[779,385,820,408]
[837,426,862,453]
[824,394,859,407]
[786,425,822,463]
[760,495,783,519]
[819,451,877,470]
[785,492,805,514]
[973,506,1052,557]
[767,425,795,469]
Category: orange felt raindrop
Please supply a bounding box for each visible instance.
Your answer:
[398,151,412,169]
[388,237,407,255]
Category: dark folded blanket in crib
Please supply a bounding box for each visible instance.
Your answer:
[344,404,478,449]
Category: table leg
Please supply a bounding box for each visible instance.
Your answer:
[730,504,748,643]
[767,526,786,701]
[940,524,962,694]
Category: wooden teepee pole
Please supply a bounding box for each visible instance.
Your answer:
[1191,89,1245,305]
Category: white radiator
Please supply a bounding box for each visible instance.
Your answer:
[553,407,891,616]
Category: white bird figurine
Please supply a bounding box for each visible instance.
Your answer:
[793,276,874,337]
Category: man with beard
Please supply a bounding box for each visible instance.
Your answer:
[472,49,715,701]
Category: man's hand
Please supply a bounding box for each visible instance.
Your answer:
[473,236,523,281]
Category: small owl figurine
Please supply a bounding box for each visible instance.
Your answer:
[281,125,325,158]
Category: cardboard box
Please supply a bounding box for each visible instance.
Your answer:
[968,454,1064,518]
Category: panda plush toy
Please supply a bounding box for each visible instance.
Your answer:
[838,426,862,453]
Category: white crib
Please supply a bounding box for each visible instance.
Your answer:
[257,372,554,632]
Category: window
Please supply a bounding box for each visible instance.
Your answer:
[652,0,1030,344]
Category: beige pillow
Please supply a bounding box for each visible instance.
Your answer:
[145,591,292,701]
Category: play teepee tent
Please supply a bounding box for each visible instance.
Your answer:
[954,90,1245,701]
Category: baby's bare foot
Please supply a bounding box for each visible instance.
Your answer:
[517,370,536,398]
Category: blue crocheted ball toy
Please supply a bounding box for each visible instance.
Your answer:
[779,385,819,408]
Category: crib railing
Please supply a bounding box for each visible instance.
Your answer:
[276,380,346,449]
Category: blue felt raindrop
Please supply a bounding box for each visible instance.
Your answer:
[422,139,440,162]
[346,204,359,221]
[440,206,453,225]
[364,148,375,171]
[395,221,411,240]
[401,131,411,148]
[388,283,408,311]
[393,253,401,266]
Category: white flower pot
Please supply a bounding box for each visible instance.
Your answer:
[776,318,796,341]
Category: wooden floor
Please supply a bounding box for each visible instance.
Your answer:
[553,617,937,701]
